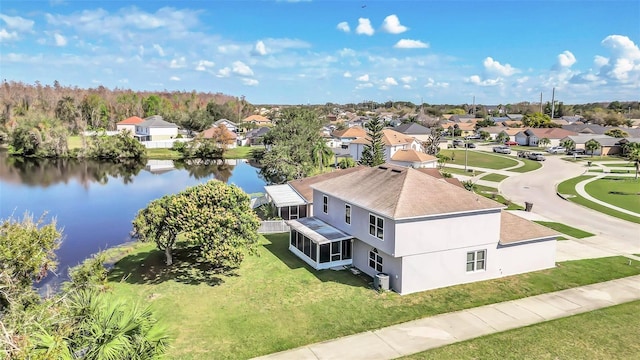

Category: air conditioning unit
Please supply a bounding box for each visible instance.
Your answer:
[374,273,389,291]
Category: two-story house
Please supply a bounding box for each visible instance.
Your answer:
[349,129,433,167]
[286,164,557,295]
[134,115,179,141]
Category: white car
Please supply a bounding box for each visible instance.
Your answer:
[547,146,566,154]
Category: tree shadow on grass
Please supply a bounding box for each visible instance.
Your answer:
[108,245,235,287]
[262,233,372,290]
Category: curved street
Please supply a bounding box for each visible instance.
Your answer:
[499,156,640,259]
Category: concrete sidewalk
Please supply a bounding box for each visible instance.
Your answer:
[254,275,640,360]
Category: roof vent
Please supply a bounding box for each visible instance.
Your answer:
[391,169,402,174]
[378,166,388,170]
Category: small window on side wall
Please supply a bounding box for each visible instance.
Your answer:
[345,204,351,224]
[323,195,328,214]
[466,250,486,272]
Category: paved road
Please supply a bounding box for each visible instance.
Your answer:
[500,156,640,257]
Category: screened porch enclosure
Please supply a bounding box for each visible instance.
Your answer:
[287,217,353,270]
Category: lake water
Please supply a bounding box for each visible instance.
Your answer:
[0,154,266,293]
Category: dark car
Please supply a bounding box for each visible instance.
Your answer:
[567,148,586,155]
[464,142,476,148]
[517,150,530,158]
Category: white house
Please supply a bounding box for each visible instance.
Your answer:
[331,126,367,148]
[286,164,557,295]
[134,115,179,141]
[514,128,577,147]
[213,119,238,133]
[116,116,144,134]
[349,129,424,163]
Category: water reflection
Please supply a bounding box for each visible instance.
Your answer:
[0,152,266,292]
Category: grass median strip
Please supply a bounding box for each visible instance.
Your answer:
[533,221,594,239]
[509,158,543,173]
[107,235,640,360]
[402,301,640,359]
[558,176,640,224]
[585,177,640,214]
[481,173,508,182]
[439,150,519,170]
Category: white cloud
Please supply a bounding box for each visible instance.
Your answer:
[467,75,501,86]
[355,18,374,36]
[232,61,254,76]
[356,82,373,89]
[152,44,165,56]
[218,44,242,54]
[343,71,352,78]
[403,84,411,89]
[252,40,268,56]
[394,39,429,49]
[384,77,398,86]
[339,48,356,57]
[598,34,640,82]
[54,33,67,46]
[381,15,407,34]
[425,77,449,88]
[483,57,518,76]
[400,76,415,84]
[217,67,231,77]
[594,55,609,68]
[170,76,180,81]
[169,56,186,68]
[336,21,350,33]
[242,78,259,86]
[195,60,214,71]
[556,50,576,68]
[0,29,18,42]
[0,14,35,32]
[356,74,369,82]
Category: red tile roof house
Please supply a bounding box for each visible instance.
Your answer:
[349,129,431,167]
[116,116,144,135]
[200,125,238,149]
[285,164,557,295]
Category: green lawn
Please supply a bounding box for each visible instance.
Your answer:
[471,184,523,209]
[602,163,635,168]
[107,236,640,359]
[557,176,640,224]
[509,158,543,173]
[403,301,640,360]
[439,150,519,170]
[585,177,640,214]
[224,145,262,159]
[533,221,595,239]
[68,135,83,150]
[481,173,508,182]
[145,146,260,160]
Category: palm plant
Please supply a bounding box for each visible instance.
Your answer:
[624,142,640,180]
[538,137,550,148]
[585,139,601,157]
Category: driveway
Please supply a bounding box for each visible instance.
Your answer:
[500,156,640,258]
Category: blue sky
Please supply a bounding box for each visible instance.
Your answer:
[1,0,639,105]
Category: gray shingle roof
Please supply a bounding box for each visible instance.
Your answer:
[140,115,178,128]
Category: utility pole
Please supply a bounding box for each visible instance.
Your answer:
[472,96,476,117]
[550,88,555,119]
[540,92,543,113]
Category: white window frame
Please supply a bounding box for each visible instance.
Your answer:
[369,248,383,272]
[345,204,351,224]
[466,250,486,272]
[369,213,384,240]
[322,195,328,214]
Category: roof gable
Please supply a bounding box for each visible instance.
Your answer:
[393,122,430,135]
[312,164,503,219]
[117,116,144,125]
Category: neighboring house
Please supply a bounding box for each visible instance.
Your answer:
[245,126,270,145]
[561,115,584,124]
[200,125,238,149]
[482,126,520,141]
[214,119,238,133]
[489,117,511,123]
[349,129,423,163]
[264,167,366,220]
[561,134,622,155]
[286,164,557,295]
[506,114,524,121]
[515,128,577,147]
[389,149,437,168]
[332,126,367,148]
[441,122,476,137]
[243,114,272,126]
[116,116,144,134]
[562,124,640,138]
[134,115,179,141]
[393,122,431,142]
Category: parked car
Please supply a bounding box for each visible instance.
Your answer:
[547,146,566,154]
[504,140,518,146]
[493,145,511,154]
[528,152,546,161]
[452,139,465,147]
[464,142,476,148]
[567,148,586,155]
[517,150,530,158]
[465,134,481,140]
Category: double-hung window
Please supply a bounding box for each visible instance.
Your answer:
[322,195,328,214]
[466,250,486,272]
[345,204,351,224]
[369,249,383,272]
[369,214,384,240]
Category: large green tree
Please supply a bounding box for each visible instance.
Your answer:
[623,142,640,180]
[360,116,385,167]
[133,180,260,267]
[585,139,601,157]
[259,108,329,183]
[522,112,558,128]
